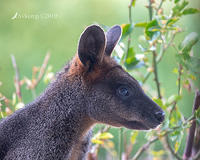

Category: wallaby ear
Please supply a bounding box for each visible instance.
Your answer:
[78,25,106,71]
[105,25,122,56]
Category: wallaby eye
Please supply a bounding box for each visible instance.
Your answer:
[117,85,130,99]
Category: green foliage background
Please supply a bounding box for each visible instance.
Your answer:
[0,0,200,159]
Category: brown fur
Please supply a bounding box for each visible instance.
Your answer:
[67,53,118,83]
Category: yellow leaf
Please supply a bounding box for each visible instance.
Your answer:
[99,132,113,140]
[107,141,115,148]
[189,74,196,80]
[131,131,138,144]
[121,24,126,29]
[91,139,104,144]
[151,150,165,157]
[174,141,180,153]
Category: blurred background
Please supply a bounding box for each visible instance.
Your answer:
[0,0,199,159]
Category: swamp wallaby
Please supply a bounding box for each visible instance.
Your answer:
[0,25,165,160]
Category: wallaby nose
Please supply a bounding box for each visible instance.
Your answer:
[154,111,165,123]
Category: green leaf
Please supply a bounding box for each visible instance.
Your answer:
[121,24,134,39]
[179,32,199,54]
[125,48,136,64]
[195,107,200,120]
[195,107,200,118]
[172,0,189,16]
[175,0,180,3]
[170,130,181,141]
[166,95,182,106]
[195,108,200,125]
[174,131,183,153]
[186,57,200,74]
[153,98,167,110]
[134,22,147,28]
[130,131,138,144]
[124,47,139,69]
[161,117,170,131]
[177,54,200,74]
[132,0,136,7]
[166,17,179,26]
[182,8,200,15]
[169,108,182,128]
[145,19,161,40]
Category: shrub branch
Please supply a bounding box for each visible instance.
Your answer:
[11,55,22,102]
[152,51,162,99]
[131,115,195,160]
[183,90,200,159]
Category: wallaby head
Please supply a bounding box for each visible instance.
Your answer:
[66,24,165,130]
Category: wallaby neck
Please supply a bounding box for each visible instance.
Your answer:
[33,75,95,158]
[0,73,95,159]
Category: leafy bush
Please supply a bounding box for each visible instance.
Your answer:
[90,0,200,159]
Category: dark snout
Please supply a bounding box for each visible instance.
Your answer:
[154,111,165,123]
[145,97,165,128]
[122,94,165,130]
[137,94,165,129]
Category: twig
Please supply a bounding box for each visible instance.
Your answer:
[145,1,162,98]
[165,136,182,160]
[164,62,182,160]
[156,0,164,15]
[152,51,162,99]
[125,0,134,62]
[183,90,200,160]
[124,131,136,160]
[193,149,200,160]
[164,90,200,160]
[131,115,195,160]
[148,0,153,21]
[169,64,182,119]
[142,32,177,84]
[0,97,5,102]
[30,53,50,99]
[132,136,158,160]
[89,125,111,159]
[32,52,50,89]
[128,0,134,24]
[11,55,22,102]
[119,128,124,160]
[158,32,177,63]
[142,72,151,84]
[149,0,162,99]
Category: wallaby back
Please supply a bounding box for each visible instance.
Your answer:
[0,25,164,160]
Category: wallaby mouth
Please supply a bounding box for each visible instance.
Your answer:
[119,105,165,130]
[123,120,150,130]
[133,96,165,130]
[122,117,164,130]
